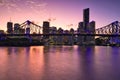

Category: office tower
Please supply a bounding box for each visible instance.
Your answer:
[43,21,50,34]
[78,22,84,33]
[79,22,84,29]
[14,23,20,31]
[49,26,57,44]
[83,8,89,30]
[69,28,74,45]
[89,21,95,42]
[63,30,69,44]
[77,8,95,45]
[89,21,95,33]
[14,23,20,34]
[83,8,90,43]
[77,22,84,45]
[7,22,13,34]
[57,28,64,45]
[49,26,57,34]
[19,28,25,34]
[43,21,50,40]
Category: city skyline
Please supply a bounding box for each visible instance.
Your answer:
[0,0,120,31]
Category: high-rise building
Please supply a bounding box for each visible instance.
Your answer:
[19,28,25,34]
[43,21,50,34]
[77,22,85,45]
[49,26,57,34]
[89,21,96,43]
[78,22,84,33]
[14,23,20,34]
[77,8,95,45]
[7,22,13,34]
[57,28,64,45]
[43,21,50,39]
[14,23,20,31]
[89,21,95,33]
[83,8,90,43]
[49,26,57,44]
[83,8,89,30]
[69,28,75,45]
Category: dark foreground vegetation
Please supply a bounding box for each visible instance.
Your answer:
[0,37,119,47]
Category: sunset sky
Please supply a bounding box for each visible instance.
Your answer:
[0,0,120,31]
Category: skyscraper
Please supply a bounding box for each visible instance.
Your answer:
[77,22,84,45]
[77,8,95,45]
[7,22,13,34]
[83,8,89,30]
[89,21,95,33]
[43,21,50,39]
[89,21,95,43]
[43,21,50,34]
[78,22,84,33]
[14,23,20,34]
[57,28,64,45]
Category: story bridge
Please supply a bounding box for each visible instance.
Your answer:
[96,21,120,35]
[18,20,120,37]
[95,21,120,44]
[19,20,120,44]
[19,20,120,35]
[1,20,120,45]
[20,20,42,34]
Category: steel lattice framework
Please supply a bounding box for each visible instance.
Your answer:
[20,20,120,35]
[20,20,42,34]
[95,21,120,44]
[95,21,120,34]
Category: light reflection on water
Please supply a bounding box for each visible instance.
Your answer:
[0,46,120,80]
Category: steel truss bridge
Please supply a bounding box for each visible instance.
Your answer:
[20,20,42,34]
[96,21,120,34]
[19,20,120,35]
[95,21,120,44]
[19,20,120,44]
[1,20,120,44]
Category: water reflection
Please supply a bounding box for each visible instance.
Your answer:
[42,46,81,80]
[0,46,120,80]
[93,46,120,80]
[6,47,30,55]
[76,46,95,80]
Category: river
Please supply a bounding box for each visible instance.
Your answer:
[0,46,120,80]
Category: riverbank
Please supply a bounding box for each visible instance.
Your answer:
[0,37,119,47]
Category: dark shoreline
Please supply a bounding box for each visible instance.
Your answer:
[0,37,119,47]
